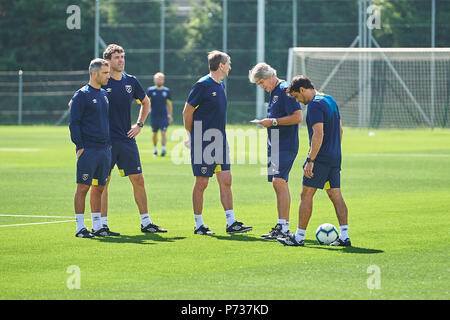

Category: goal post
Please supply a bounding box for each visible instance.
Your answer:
[287,47,450,129]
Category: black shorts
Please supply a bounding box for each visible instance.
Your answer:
[150,116,169,132]
[303,161,341,189]
[110,140,142,177]
[268,150,297,182]
[76,147,111,186]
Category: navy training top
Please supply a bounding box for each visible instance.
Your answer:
[69,84,110,151]
[306,93,342,167]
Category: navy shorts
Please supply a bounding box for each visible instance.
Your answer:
[268,151,297,182]
[303,161,341,189]
[192,163,230,177]
[76,147,111,186]
[150,116,169,132]
[110,140,142,177]
[191,138,230,177]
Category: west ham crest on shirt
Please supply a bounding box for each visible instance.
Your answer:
[125,85,132,93]
[272,96,278,104]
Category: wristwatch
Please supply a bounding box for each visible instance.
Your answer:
[272,118,278,126]
[306,157,315,163]
[136,122,144,128]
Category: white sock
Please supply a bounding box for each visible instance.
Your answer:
[339,225,349,240]
[75,213,85,232]
[154,146,158,152]
[225,209,236,226]
[140,213,152,227]
[162,145,166,152]
[91,212,102,231]
[295,228,306,242]
[194,214,204,229]
[101,216,108,227]
[278,219,289,233]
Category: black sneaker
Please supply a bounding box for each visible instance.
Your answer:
[161,149,166,157]
[92,227,109,237]
[75,228,94,238]
[226,221,253,234]
[153,150,158,156]
[261,223,289,240]
[329,238,351,247]
[141,223,167,233]
[276,233,304,246]
[194,224,215,235]
[103,226,120,236]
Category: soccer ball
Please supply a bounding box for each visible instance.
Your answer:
[315,223,339,245]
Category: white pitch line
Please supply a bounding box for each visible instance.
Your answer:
[0,220,75,228]
[0,148,40,152]
[0,214,73,218]
[347,153,450,158]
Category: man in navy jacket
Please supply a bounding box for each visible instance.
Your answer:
[69,58,111,238]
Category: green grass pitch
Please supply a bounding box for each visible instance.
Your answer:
[0,125,449,299]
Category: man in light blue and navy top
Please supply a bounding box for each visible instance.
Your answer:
[69,58,111,238]
[248,62,303,241]
[147,72,173,156]
[277,75,351,247]
[183,50,252,236]
[100,44,167,236]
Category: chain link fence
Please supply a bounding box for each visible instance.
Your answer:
[1,0,449,126]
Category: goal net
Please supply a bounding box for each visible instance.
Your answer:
[287,47,450,129]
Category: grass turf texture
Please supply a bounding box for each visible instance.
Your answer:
[0,125,449,300]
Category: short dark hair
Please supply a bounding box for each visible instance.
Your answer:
[287,75,315,93]
[103,44,125,60]
[89,58,109,74]
[208,50,230,71]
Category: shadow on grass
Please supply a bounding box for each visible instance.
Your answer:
[211,233,268,242]
[92,233,186,245]
[302,240,384,254]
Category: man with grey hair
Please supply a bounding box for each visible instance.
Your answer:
[183,50,252,236]
[69,58,111,238]
[249,62,303,240]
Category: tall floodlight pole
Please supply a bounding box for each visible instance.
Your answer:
[431,0,435,130]
[292,0,297,48]
[95,0,100,58]
[357,0,370,129]
[362,0,367,128]
[256,0,265,118]
[358,0,363,128]
[222,0,228,90]
[18,70,23,125]
[160,0,165,73]
[223,0,227,53]
[367,0,372,128]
